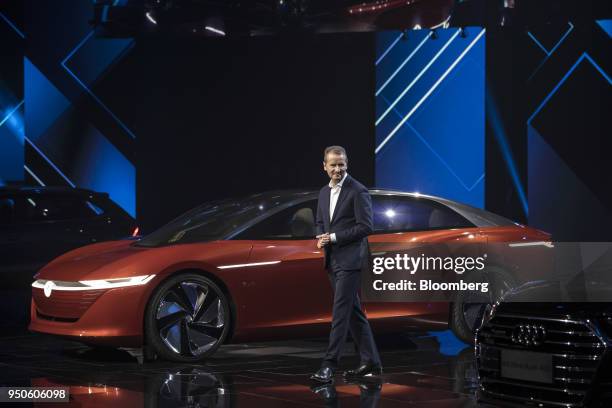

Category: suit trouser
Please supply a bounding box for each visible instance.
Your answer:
[322,258,381,369]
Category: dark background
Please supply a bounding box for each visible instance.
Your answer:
[130,34,375,232]
[2,1,609,238]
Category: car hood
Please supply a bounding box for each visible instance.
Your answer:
[35,240,151,281]
[35,240,251,282]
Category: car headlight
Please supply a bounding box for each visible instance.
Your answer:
[79,275,156,289]
[32,275,156,291]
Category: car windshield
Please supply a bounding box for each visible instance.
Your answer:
[135,192,310,247]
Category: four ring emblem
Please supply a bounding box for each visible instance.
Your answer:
[511,324,547,346]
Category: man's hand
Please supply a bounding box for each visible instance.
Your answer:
[316,233,331,249]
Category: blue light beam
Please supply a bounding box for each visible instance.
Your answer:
[487,89,528,216]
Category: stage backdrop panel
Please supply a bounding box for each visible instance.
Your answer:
[375,28,485,209]
[526,20,612,240]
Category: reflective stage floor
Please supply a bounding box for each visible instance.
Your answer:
[0,330,479,407]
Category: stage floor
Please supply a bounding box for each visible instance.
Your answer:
[0,331,479,407]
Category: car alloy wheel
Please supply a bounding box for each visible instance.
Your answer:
[145,273,230,362]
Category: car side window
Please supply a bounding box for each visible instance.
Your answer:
[24,195,99,223]
[235,201,317,240]
[372,196,473,233]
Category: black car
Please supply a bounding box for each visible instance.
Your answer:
[476,284,612,407]
[0,186,137,287]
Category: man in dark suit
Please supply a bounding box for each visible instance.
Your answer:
[310,146,382,384]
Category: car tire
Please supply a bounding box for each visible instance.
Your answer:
[450,267,517,344]
[144,367,233,408]
[144,273,231,363]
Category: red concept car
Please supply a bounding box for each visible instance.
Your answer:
[30,190,549,362]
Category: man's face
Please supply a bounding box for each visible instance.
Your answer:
[323,153,348,184]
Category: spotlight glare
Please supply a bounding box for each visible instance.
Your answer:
[385,209,396,218]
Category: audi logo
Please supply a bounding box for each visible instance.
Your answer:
[511,324,547,346]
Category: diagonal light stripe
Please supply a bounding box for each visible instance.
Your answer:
[380,95,485,193]
[406,122,483,192]
[545,22,574,57]
[0,100,24,128]
[0,11,25,39]
[24,165,45,186]
[61,30,95,65]
[528,52,612,125]
[527,22,574,56]
[527,32,550,55]
[61,31,136,139]
[375,33,403,66]
[584,53,612,84]
[376,32,432,97]
[376,29,485,154]
[24,136,76,187]
[528,22,574,81]
[376,29,461,126]
[380,94,405,119]
[468,173,485,191]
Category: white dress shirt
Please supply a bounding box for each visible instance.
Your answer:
[328,172,348,243]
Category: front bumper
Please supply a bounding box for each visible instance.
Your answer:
[476,311,611,407]
[29,284,152,347]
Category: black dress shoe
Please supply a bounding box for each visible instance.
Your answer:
[343,363,382,378]
[310,367,335,383]
[310,383,338,400]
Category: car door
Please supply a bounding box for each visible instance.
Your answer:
[365,195,486,327]
[233,199,332,334]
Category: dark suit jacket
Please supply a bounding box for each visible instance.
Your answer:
[315,175,373,271]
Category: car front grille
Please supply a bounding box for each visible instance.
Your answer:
[477,312,607,407]
[33,287,104,320]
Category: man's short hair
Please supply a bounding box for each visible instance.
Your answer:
[323,145,348,162]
